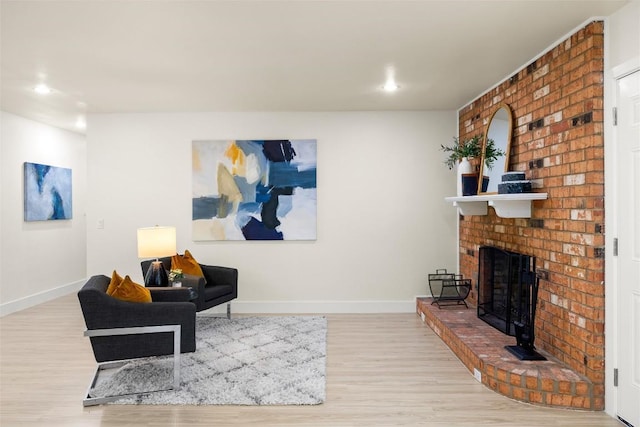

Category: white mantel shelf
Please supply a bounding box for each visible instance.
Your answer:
[445,193,548,218]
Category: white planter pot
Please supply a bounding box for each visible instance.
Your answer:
[457,157,472,196]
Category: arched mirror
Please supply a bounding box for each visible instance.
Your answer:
[478,103,512,194]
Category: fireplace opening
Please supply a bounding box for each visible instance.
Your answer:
[477,245,545,360]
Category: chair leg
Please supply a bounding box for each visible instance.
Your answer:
[226,303,231,319]
[83,325,181,406]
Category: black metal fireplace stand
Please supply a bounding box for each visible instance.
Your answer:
[504,271,546,361]
[477,246,546,361]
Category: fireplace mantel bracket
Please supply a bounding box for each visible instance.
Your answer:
[445,193,548,218]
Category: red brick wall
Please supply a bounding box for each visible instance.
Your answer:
[457,21,605,407]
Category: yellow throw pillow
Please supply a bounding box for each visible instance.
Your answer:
[106,270,123,296]
[109,275,152,303]
[171,250,205,279]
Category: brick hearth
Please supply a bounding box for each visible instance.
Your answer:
[416,297,599,410]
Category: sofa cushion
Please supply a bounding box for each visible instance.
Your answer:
[109,275,152,303]
[106,270,123,296]
[171,250,205,280]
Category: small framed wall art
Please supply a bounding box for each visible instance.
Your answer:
[23,162,72,221]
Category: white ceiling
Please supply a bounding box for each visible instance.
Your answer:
[1,0,628,134]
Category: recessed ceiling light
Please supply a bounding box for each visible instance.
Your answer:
[34,84,51,95]
[75,118,86,129]
[383,81,399,92]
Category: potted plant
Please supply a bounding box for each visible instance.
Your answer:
[441,135,506,195]
[441,135,483,196]
[440,135,483,170]
[168,268,184,287]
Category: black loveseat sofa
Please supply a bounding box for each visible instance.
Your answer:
[141,256,238,315]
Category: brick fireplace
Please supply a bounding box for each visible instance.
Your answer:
[420,21,605,410]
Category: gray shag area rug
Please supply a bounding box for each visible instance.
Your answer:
[89,316,327,405]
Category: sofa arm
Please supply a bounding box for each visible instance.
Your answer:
[84,299,196,362]
[86,298,195,329]
[201,265,238,288]
[179,274,206,310]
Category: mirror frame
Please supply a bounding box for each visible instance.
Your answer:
[478,103,513,194]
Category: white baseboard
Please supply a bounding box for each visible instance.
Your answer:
[2,286,421,317]
[0,279,86,317]
[202,299,418,314]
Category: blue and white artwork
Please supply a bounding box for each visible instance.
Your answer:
[192,140,317,241]
[24,162,72,221]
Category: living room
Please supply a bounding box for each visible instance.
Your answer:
[1,1,638,426]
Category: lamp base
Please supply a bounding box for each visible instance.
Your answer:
[144,260,169,287]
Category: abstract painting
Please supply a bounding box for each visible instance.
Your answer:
[192,140,317,241]
[24,162,72,221]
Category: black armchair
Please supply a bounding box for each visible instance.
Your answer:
[78,274,196,362]
[77,274,196,405]
[141,256,238,316]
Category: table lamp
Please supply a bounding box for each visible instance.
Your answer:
[137,226,177,286]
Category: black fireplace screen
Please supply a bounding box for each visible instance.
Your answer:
[477,246,536,336]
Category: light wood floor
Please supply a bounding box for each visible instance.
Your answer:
[0,294,621,426]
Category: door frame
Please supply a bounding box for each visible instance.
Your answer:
[604,55,640,418]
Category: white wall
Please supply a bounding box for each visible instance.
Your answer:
[607,0,640,69]
[86,111,458,313]
[604,0,640,418]
[0,112,87,315]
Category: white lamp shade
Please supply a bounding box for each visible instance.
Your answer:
[137,226,177,258]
